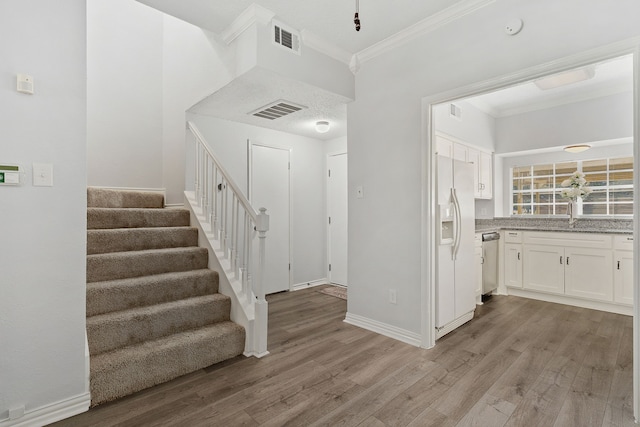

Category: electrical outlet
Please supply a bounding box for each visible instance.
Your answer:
[389,289,397,304]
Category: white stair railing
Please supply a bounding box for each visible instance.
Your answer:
[186,121,269,357]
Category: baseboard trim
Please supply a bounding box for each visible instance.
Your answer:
[344,312,422,347]
[507,287,633,316]
[292,279,329,291]
[0,393,90,427]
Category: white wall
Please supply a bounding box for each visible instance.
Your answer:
[325,136,348,155]
[188,114,327,285]
[0,0,88,423]
[434,100,496,151]
[495,91,633,153]
[87,0,164,190]
[348,0,640,336]
[88,0,235,205]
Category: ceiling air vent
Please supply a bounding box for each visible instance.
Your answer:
[273,21,301,55]
[250,100,307,120]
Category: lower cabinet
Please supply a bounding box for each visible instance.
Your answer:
[523,245,565,295]
[614,250,633,305]
[509,231,628,309]
[614,234,634,305]
[564,247,613,301]
[504,243,522,288]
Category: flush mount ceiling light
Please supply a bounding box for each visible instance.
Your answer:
[315,121,330,133]
[564,144,591,153]
[534,66,596,90]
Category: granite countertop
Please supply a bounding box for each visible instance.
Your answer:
[475,217,633,235]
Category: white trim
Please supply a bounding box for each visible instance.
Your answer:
[292,278,329,291]
[326,151,348,284]
[355,0,495,66]
[301,29,352,65]
[632,45,640,425]
[221,4,275,45]
[422,37,640,420]
[507,288,633,316]
[0,393,90,427]
[344,312,422,347]
[435,311,475,339]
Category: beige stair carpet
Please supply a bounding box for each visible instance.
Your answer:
[86,187,245,406]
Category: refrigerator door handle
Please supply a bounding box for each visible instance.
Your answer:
[451,188,461,260]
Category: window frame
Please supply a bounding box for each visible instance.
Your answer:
[510,156,633,218]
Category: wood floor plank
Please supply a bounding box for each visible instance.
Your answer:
[50,290,633,427]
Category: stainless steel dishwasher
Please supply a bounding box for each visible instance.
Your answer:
[481,232,500,295]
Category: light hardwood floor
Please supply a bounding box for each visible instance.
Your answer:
[51,286,635,427]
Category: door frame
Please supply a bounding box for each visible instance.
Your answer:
[327,150,348,285]
[421,39,640,418]
[248,141,293,292]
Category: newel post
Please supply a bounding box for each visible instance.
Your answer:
[254,207,269,357]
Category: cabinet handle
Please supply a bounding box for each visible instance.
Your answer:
[618,261,621,270]
[517,252,520,260]
[560,256,563,264]
[566,257,570,266]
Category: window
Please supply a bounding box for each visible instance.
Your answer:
[511,156,633,216]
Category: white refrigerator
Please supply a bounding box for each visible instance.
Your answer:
[435,155,476,339]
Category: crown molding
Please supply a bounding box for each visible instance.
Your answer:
[300,29,352,66]
[221,3,275,45]
[355,0,496,65]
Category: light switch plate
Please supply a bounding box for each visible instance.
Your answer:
[33,163,53,187]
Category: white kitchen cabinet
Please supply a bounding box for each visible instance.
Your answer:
[504,244,523,288]
[614,235,634,305]
[466,148,493,199]
[479,151,493,199]
[523,245,566,295]
[504,231,523,288]
[564,247,613,302]
[435,135,453,157]
[452,142,467,162]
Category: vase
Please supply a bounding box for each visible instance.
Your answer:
[567,199,578,228]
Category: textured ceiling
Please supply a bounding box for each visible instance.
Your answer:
[137,0,455,55]
[189,68,350,141]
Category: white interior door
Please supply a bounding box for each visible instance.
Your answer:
[251,144,291,294]
[328,153,348,286]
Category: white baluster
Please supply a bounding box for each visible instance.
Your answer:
[194,142,200,203]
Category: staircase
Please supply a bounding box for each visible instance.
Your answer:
[86,187,245,406]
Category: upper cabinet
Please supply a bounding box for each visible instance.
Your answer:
[435,134,493,200]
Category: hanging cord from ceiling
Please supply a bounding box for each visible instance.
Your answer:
[354,0,361,31]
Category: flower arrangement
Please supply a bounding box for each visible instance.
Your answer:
[560,171,592,201]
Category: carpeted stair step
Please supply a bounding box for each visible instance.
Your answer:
[87,247,209,283]
[90,321,245,406]
[87,294,232,355]
[86,270,219,316]
[88,188,165,209]
[87,227,198,255]
[87,207,190,230]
